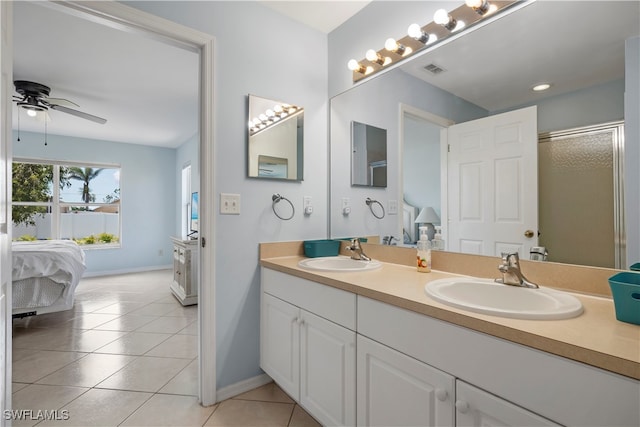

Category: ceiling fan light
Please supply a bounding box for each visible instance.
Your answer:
[26,109,37,117]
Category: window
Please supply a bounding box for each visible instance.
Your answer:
[12,159,121,247]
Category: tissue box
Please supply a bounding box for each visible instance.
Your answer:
[608,272,640,325]
[303,240,340,258]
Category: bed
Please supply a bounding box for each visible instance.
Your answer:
[12,240,86,317]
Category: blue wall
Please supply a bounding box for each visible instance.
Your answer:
[126,1,329,390]
[13,130,176,275]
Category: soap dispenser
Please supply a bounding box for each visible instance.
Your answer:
[416,226,431,273]
[432,226,445,251]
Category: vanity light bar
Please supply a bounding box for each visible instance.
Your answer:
[249,105,303,137]
[349,0,518,83]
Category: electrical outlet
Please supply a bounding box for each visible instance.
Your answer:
[303,196,313,215]
[388,199,398,215]
[220,193,241,215]
[342,197,351,215]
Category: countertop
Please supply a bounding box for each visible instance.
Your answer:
[260,255,640,380]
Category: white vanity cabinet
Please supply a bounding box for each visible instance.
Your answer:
[260,268,357,426]
[357,296,639,427]
[170,237,198,305]
[357,335,455,427]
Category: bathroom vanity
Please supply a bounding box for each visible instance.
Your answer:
[259,242,639,427]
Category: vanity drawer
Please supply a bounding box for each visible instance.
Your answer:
[261,268,356,330]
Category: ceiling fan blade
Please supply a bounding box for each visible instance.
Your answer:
[46,97,80,108]
[49,104,107,124]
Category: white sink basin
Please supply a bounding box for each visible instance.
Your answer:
[298,256,382,272]
[425,277,583,320]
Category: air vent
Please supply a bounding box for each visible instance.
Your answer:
[423,63,445,75]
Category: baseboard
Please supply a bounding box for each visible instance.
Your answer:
[82,264,172,278]
[216,373,273,402]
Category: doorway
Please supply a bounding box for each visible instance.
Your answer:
[2,1,216,413]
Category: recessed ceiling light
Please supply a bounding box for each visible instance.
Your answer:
[532,83,552,92]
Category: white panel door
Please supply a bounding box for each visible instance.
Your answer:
[0,1,12,423]
[447,106,538,257]
[456,381,561,427]
[357,335,455,427]
[300,310,356,427]
[260,293,300,399]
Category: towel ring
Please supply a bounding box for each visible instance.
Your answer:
[272,194,295,221]
[366,197,385,219]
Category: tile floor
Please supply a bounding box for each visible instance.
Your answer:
[11,270,319,427]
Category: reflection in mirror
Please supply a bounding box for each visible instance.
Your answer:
[351,121,387,187]
[247,94,303,181]
[329,1,639,270]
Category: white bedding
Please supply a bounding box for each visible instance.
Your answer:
[12,240,86,314]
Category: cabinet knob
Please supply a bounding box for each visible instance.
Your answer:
[455,400,470,414]
[435,388,448,402]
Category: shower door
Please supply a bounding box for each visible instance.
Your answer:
[538,121,625,268]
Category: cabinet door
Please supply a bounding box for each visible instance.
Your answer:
[300,310,356,427]
[173,246,181,287]
[455,381,561,427]
[357,335,455,427]
[260,293,300,399]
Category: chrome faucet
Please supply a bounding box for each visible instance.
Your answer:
[345,238,371,261]
[495,252,539,289]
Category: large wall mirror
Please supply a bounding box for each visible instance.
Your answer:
[351,121,387,187]
[247,94,304,181]
[330,1,639,270]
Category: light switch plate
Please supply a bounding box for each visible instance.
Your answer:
[342,197,351,215]
[388,199,398,215]
[303,196,313,215]
[220,193,240,215]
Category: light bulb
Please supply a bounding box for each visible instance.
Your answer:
[347,59,360,71]
[274,105,283,113]
[384,38,398,52]
[407,23,422,39]
[433,9,450,25]
[454,20,466,31]
[465,0,483,8]
[259,114,267,121]
[26,109,37,117]
[365,49,379,62]
[266,109,275,117]
[428,34,438,44]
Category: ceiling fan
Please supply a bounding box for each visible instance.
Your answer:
[13,80,107,124]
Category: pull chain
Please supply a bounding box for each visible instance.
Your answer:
[44,118,47,146]
[16,108,20,142]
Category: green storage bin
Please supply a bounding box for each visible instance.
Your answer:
[608,272,640,325]
[303,240,340,258]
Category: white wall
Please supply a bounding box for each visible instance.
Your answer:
[13,130,176,274]
[126,1,328,390]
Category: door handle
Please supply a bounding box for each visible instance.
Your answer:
[524,230,535,238]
